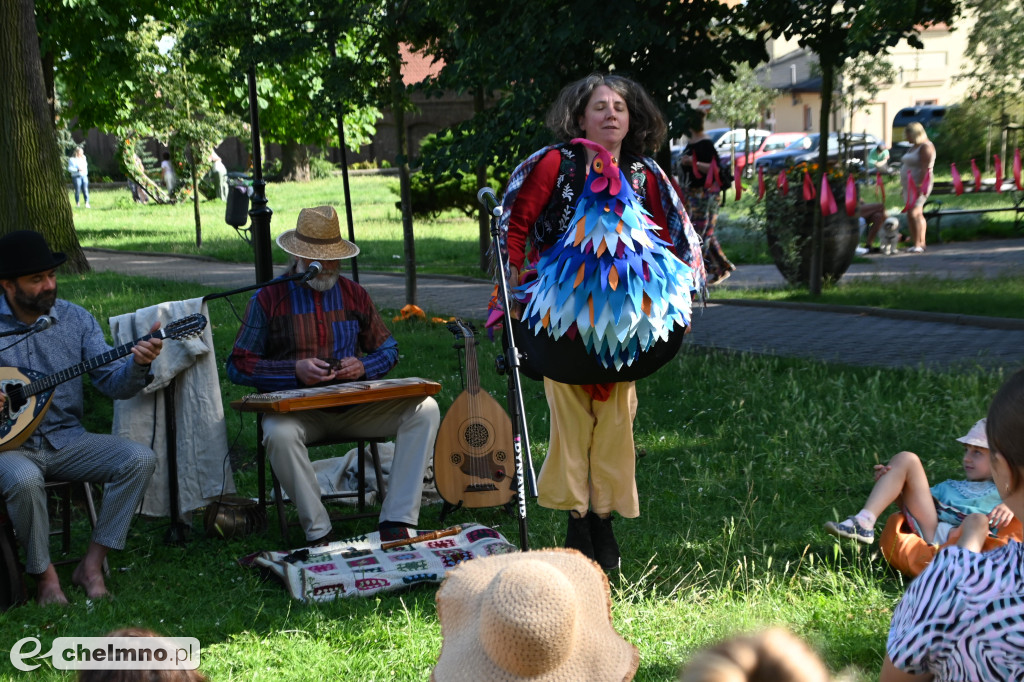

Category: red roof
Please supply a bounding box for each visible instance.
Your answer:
[400,44,444,86]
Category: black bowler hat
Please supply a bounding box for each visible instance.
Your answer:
[0,231,67,280]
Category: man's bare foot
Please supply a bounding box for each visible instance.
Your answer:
[36,584,69,606]
[71,563,110,600]
[34,566,69,606]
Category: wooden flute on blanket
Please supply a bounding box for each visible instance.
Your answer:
[381,525,463,550]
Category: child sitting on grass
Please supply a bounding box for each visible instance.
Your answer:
[825,419,1014,551]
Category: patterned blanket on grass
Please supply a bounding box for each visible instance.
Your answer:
[250,523,517,602]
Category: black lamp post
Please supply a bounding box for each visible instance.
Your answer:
[247,64,274,284]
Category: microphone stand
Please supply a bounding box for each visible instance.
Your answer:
[487,204,538,551]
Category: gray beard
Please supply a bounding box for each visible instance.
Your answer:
[306,271,341,292]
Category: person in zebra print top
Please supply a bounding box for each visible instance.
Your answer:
[883,368,1024,681]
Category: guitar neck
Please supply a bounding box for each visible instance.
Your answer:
[23,332,159,398]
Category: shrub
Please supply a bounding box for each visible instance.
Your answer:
[309,155,337,180]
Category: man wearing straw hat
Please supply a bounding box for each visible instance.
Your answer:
[227,206,440,544]
[0,230,162,605]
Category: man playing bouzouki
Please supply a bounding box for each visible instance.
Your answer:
[0,230,163,605]
[227,206,440,545]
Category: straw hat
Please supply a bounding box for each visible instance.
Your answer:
[956,418,989,449]
[276,205,360,261]
[431,548,638,682]
[0,230,67,280]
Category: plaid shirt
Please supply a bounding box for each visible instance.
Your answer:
[227,276,398,393]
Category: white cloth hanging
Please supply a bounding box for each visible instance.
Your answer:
[109,298,235,518]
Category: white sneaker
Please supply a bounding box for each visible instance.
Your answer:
[855,246,869,256]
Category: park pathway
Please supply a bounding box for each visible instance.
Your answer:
[85,237,1024,371]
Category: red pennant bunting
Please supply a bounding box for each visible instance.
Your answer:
[950,162,964,195]
[757,167,766,201]
[845,174,857,216]
[1015,149,1022,191]
[970,159,982,192]
[820,174,837,216]
[705,157,721,192]
[875,171,885,203]
[802,170,815,200]
[903,174,918,213]
[994,154,1004,193]
[777,171,789,196]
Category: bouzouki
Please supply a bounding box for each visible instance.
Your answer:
[433,320,515,509]
[0,313,207,452]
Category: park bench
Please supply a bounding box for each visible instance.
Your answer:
[923,180,1024,243]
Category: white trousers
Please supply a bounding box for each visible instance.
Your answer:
[261,396,440,541]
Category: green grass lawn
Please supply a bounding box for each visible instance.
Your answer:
[719,274,1024,319]
[71,177,488,279]
[0,272,1014,680]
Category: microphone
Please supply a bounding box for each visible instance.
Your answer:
[300,261,323,283]
[0,316,55,338]
[477,187,503,217]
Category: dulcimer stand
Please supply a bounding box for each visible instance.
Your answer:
[483,199,538,551]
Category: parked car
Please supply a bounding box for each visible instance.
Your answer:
[754,132,880,174]
[714,128,772,158]
[719,132,805,178]
[892,105,950,140]
[705,127,731,145]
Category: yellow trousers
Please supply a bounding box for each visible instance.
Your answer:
[538,379,639,517]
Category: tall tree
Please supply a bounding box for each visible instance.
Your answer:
[1,0,86,270]
[746,0,962,294]
[415,0,767,212]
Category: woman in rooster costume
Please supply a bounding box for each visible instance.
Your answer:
[494,73,704,570]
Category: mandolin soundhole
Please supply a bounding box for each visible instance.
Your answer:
[463,423,490,449]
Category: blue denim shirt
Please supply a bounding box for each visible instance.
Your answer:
[0,295,152,450]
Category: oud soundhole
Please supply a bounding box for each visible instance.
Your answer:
[449,453,463,465]
[495,451,507,462]
[463,423,490,449]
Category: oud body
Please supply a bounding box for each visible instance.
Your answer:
[433,321,515,509]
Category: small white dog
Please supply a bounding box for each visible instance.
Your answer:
[880,216,901,255]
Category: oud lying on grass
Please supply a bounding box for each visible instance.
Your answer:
[226,205,440,546]
[0,230,163,606]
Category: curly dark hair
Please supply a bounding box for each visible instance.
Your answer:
[545,73,667,156]
[988,368,1024,492]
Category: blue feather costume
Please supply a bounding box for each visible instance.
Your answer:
[518,138,695,371]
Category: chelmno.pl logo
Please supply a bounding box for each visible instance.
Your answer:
[10,636,200,672]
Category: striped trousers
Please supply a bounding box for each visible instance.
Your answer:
[0,433,156,574]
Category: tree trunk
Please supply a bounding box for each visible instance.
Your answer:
[0,0,87,272]
[474,89,490,271]
[811,61,836,296]
[280,141,311,182]
[392,41,416,306]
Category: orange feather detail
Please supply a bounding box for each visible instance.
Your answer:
[542,310,550,328]
[588,295,594,325]
[608,266,619,291]
[642,292,652,316]
[574,263,586,288]
[573,218,586,246]
[595,239,606,257]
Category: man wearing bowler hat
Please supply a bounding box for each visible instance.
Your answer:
[227,206,440,544]
[0,230,163,605]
